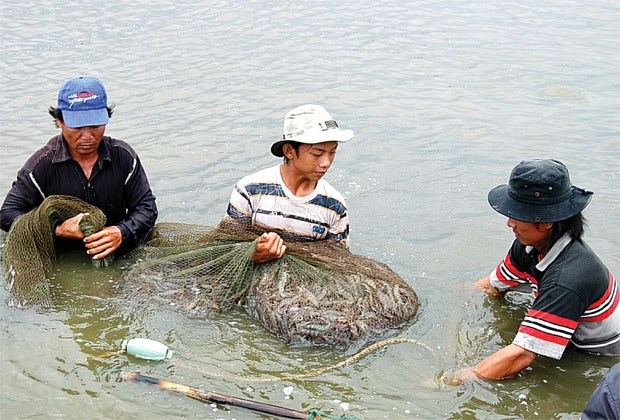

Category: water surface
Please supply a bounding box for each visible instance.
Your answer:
[1,1,619,418]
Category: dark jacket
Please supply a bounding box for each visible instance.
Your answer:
[0,134,157,254]
[582,363,620,420]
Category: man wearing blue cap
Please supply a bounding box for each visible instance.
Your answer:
[451,159,619,384]
[1,76,157,259]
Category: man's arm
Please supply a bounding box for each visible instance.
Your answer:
[451,344,537,384]
[1,170,43,232]
[114,156,158,253]
[473,275,506,298]
[447,274,534,385]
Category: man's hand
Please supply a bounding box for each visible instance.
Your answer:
[473,275,505,298]
[441,366,482,386]
[55,213,122,259]
[84,226,123,260]
[445,344,537,385]
[252,232,286,263]
[55,213,89,240]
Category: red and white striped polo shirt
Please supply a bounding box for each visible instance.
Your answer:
[490,233,619,359]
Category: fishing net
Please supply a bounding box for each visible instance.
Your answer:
[1,195,111,308]
[122,217,419,347]
[1,195,419,347]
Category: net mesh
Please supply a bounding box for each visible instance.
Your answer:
[123,217,419,347]
[1,196,419,347]
[2,195,110,308]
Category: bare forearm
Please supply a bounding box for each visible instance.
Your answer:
[473,275,505,297]
[474,344,537,380]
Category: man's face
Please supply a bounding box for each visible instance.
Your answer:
[507,218,553,250]
[58,119,106,158]
[285,141,338,181]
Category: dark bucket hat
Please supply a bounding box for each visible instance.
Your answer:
[487,159,593,223]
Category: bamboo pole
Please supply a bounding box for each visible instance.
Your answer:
[122,372,315,419]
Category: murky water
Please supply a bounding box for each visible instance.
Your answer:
[1,0,619,418]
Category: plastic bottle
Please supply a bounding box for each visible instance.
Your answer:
[121,338,174,360]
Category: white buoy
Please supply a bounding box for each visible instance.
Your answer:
[121,338,174,360]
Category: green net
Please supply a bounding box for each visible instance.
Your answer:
[306,409,362,420]
[1,196,419,347]
[122,217,419,347]
[2,195,110,308]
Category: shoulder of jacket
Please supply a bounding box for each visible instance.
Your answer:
[22,135,60,170]
[104,136,138,158]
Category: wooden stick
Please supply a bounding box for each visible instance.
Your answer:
[122,372,312,419]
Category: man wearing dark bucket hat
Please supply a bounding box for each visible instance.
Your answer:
[1,76,157,259]
[452,159,619,383]
[227,104,354,263]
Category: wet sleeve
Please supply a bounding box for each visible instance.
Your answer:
[326,208,349,248]
[513,285,583,359]
[489,241,534,293]
[0,168,45,232]
[116,155,157,252]
[226,183,253,223]
[582,363,620,420]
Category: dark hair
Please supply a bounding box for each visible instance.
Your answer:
[282,141,302,164]
[49,105,115,128]
[540,213,587,255]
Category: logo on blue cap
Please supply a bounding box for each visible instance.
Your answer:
[57,76,109,128]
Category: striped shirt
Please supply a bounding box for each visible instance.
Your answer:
[490,233,619,359]
[226,165,349,245]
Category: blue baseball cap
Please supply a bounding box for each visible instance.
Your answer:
[57,76,109,128]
